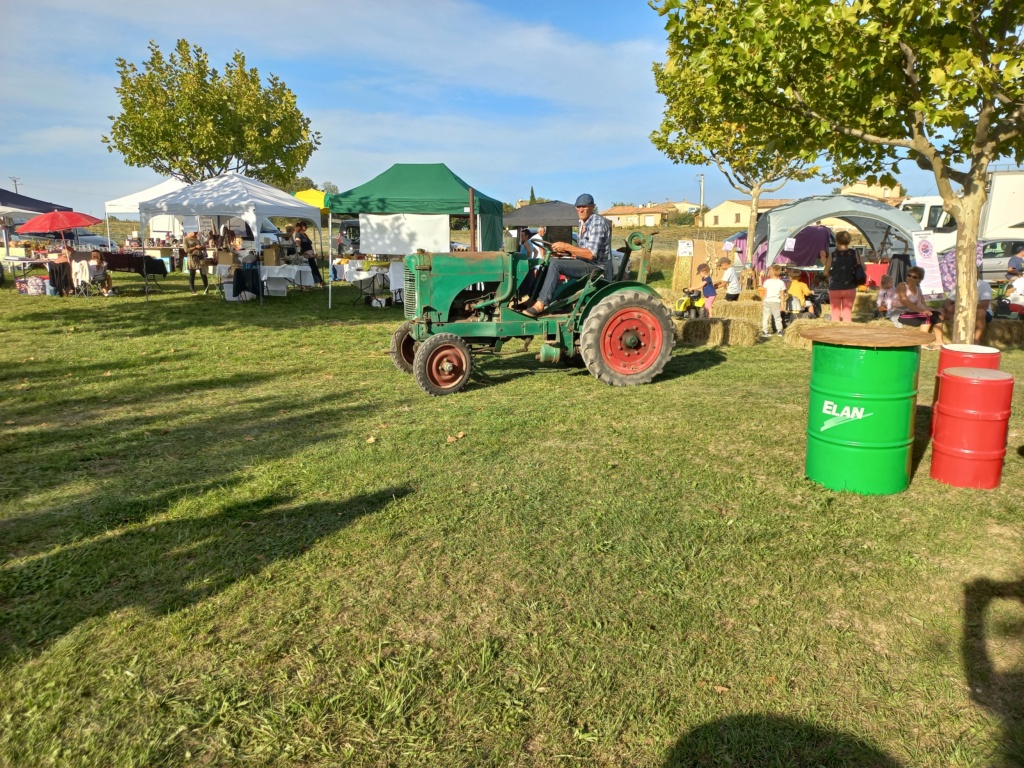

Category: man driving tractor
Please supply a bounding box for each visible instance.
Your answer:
[522,193,611,317]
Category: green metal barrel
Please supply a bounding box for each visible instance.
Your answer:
[805,339,921,495]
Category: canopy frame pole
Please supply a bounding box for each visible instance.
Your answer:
[468,188,476,252]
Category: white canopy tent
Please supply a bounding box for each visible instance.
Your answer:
[753,195,922,267]
[104,178,188,245]
[138,173,322,247]
[138,173,323,305]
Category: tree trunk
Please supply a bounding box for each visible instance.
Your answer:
[746,186,761,287]
[950,185,986,344]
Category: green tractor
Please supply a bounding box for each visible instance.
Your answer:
[390,233,675,396]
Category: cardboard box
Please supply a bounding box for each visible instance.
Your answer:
[216,250,235,266]
[263,245,279,266]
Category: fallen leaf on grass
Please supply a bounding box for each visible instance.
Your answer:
[366,436,377,444]
[244,435,255,441]
[445,431,467,444]
[713,685,730,694]
[279,409,289,414]
[325,374,334,379]
[241,521,255,527]
[4,421,14,425]
[103,371,112,377]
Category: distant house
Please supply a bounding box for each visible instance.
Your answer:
[668,200,702,214]
[703,198,792,228]
[600,202,677,227]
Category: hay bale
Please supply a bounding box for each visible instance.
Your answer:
[738,289,761,302]
[782,317,897,350]
[671,255,693,292]
[853,291,876,318]
[710,299,763,326]
[936,317,1023,348]
[981,318,1024,349]
[674,318,759,347]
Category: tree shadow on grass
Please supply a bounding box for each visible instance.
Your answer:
[963,578,1024,766]
[10,281,398,338]
[662,714,904,767]
[0,486,412,667]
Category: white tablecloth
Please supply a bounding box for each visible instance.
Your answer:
[212,264,314,285]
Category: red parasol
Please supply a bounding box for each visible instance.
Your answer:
[17,210,102,234]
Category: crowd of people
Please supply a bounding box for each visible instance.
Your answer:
[682,234,1024,345]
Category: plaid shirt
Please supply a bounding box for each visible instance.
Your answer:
[578,213,611,266]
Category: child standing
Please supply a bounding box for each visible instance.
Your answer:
[761,264,787,337]
[874,275,896,319]
[690,262,718,316]
[716,257,742,302]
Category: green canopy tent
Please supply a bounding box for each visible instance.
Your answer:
[326,163,503,251]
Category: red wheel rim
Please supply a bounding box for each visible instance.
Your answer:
[600,307,664,374]
[425,344,469,389]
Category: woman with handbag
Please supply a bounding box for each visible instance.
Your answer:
[822,230,864,323]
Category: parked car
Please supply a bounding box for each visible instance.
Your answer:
[336,219,360,254]
[937,239,1024,282]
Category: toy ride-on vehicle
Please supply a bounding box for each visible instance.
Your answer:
[390,233,675,396]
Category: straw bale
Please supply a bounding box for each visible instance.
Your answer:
[671,255,693,293]
[674,318,759,347]
[709,300,763,325]
[782,318,897,350]
[935,317,1023,349]
[738,289,761,302]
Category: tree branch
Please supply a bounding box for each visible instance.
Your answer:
[787,82,915,149]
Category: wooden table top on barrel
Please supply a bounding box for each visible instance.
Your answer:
[799,325,925,348]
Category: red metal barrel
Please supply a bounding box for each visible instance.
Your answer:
[930,366,1014,489]
[932,344,1001,434]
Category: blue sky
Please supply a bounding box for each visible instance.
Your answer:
[0,0,939,218]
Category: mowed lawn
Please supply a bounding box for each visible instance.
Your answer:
[1,268,1022,767]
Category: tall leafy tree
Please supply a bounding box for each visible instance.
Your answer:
[651,75,816,274]
[103,40,321,187]
[652,0,1024,342]
[529,186,537,204]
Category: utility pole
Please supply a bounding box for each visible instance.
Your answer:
[9,177,20,194]
[696,173,704,227]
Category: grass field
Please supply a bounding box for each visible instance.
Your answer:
[1,267,1022,767]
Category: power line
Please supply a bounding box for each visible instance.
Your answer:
[8,177,20,193]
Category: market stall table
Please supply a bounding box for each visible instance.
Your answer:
[211,263,314,297]
[336,259,393,306]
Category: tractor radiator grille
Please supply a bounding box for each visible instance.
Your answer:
[403,266,416,319]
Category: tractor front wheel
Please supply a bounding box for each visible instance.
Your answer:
[580,290,674,386]
[413,333,474,396]
[390,321,418,374]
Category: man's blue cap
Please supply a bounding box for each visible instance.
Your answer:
[575,193,595,207]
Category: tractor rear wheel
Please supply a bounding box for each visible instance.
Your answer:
[390,321,418,374]
[580,290,674,386]
[413,333,474,396]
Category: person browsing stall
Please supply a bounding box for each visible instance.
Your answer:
[184,230,209,295]
[294,221,324,287]
[823,230,862,323]
[522,195,609,317]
